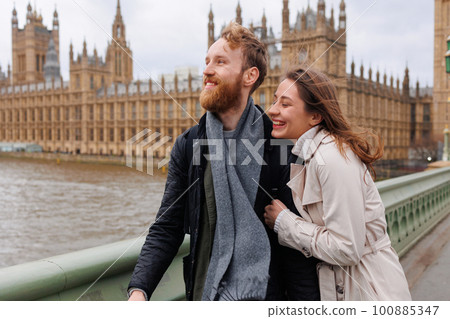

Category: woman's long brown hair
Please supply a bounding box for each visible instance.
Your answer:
[285,66,384,178]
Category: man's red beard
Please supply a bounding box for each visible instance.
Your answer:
[200,72,244,113]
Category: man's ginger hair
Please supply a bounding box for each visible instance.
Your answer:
[220,22,268,94]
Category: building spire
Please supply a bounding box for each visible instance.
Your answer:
[26,2,33,24]
[330,6,335,29]
[416,79,420,97]
[318,0,325,16]
[116,0,122,17]
[208,4,215,48]
[83,38,87,57]
[69,41,73,62]
[12,4,18,28]
[209,3,213,20]
[351,58,355,76]
[317,0,326,31]
[113,0,123,28]
[360,61,364,79]
[403,63,410,98]
[236,1,242,25]
[339,0,346,30]
[113,0,125,41]
[53,5,59,30]
[114,0,123,24]
[261,9,267,39]
[282,0,290,34]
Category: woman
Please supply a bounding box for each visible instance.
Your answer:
[264,66,411,301]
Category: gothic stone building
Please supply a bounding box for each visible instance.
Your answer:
[433,0,450,139]
[0,0,444,166]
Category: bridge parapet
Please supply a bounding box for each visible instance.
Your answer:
[0,167,449,300]
[377,167,450,256]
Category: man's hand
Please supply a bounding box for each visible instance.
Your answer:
[128,290,146,301]
[264,199,288,230]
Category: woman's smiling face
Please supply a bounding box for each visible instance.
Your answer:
[268,79,317,140]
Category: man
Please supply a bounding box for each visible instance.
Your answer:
[128,22,319,301]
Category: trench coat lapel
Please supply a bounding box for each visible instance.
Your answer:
[287,163,313,222]
[287,129,333,219]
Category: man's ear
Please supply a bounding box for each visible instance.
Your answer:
[243,66,259,88]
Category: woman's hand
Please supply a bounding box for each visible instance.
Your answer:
[264,199,288,230]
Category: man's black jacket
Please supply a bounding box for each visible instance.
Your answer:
[128,109,320,300]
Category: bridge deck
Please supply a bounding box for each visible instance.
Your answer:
[402,213,450,300]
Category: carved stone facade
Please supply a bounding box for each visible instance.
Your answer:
[0,1,439,166]
[11,3,59,85]
[433,0,450,140]
[248,0,433,165]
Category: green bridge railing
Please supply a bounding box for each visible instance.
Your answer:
[0,167,449,301]
[377,166,450,257]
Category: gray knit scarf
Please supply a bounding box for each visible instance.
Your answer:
[202,97,271,301]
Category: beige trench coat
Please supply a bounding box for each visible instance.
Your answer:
[277,129,411,301]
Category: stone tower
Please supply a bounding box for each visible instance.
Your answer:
[70,0,133,91]
[433,0,450,140]
[280,0,346,79]
[105,0,133,84]
[69,37,111,91]
[11,3,60,85]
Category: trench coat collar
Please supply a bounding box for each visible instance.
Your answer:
[291,127,334,163]
[288,128,333,212]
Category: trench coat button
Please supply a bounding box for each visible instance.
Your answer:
[336,285,344,294]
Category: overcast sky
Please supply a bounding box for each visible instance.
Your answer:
[0,0,435,87]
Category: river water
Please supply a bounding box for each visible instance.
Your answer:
[0,157,166,268]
